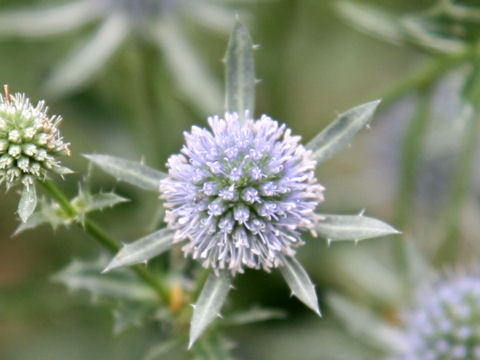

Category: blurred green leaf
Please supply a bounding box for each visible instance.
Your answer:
[103,228,175,273]
[402,16,467,54]
[189,270,232,349]
[0,0,102,38]
[306,100,381,163]
[336,1,405,45]
[315,214,400,244]
[18,184,37,223]
[193,332,234,360]
[279,255,320,316]
[84,153,166,192]
[143,338,183,360]
[153,17,223,115]
[328,293,407,353]
[225,19,256,122]
[44,12,129,98]
[222,306,286,326]
[113,302,156,335]
[52,256,157,302]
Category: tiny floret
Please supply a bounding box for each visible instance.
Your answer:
[0,89,70,190]
[391,274,480,360]
[160,112,324,275]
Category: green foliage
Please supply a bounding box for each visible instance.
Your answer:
[279,255,320,316]
[315,214,400,244]
[103,228,175,272]
[189,271,232,349]
[53,256,158,302]
[225,19,256,122]
[84,154,166,192]
[306,100,381,163]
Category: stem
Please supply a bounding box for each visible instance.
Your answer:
[394,90,431,228]
[375,50,474,109]
[435,59,480,265]
[393,90,431,276]
[41,180,170,302]
[435,110,479,265]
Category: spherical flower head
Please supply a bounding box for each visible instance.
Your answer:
[0,91,70,190]
[160,112,324,275]
[392,274,480,360]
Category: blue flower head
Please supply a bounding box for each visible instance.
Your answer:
[394,274,480,360]
[160,112,324,275]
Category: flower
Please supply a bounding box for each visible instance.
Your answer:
[392,273,480,360]
[0,87,70,190]
[160,112,325,275]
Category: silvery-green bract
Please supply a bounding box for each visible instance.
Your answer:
[160,112,324,275]
[392,274,480,360]
[0,92,70,190]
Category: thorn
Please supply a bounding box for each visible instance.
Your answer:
[365,123,371,130]
[354,239,359,245]
[217,312,223,319]
[359,208,366,216]
[255,78,263,85]
[221,57,226,64]
[190,303,196,309]
[3,84,10,103]
[252,44,261,50]
[327,238,332,247]
[229,284,236,290]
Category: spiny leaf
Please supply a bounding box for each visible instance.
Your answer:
[18,184,37,223]
[279,255,320,316]
[189,270,232,349]
[84,154,166,192]
[103,228,175,273]
[306,100,381,163]
[80,191,129,213]
[225,18,255,122]
[52,256,157,302]
[315,214,400,243]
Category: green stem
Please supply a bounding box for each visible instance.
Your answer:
[393,89,431,277]
[435,59,480,265]
[394,90,431,228]
[41,180,170,302]
[435,110,479,265]
[375,50,474,109]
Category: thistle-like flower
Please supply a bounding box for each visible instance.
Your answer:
[0,87,70,190]
[392,274,480,360]
[91,20,397,349]
[160,112,324,275]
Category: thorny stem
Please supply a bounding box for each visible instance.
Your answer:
[41,179,171,302]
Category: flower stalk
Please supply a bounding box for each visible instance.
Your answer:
[41,179,171,302]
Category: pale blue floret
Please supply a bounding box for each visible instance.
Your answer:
[160,112,325,275]
[391,275,480,360]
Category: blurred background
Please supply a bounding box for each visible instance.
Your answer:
[2,0,475,359]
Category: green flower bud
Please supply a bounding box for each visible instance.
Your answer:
[0,86,71,190]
